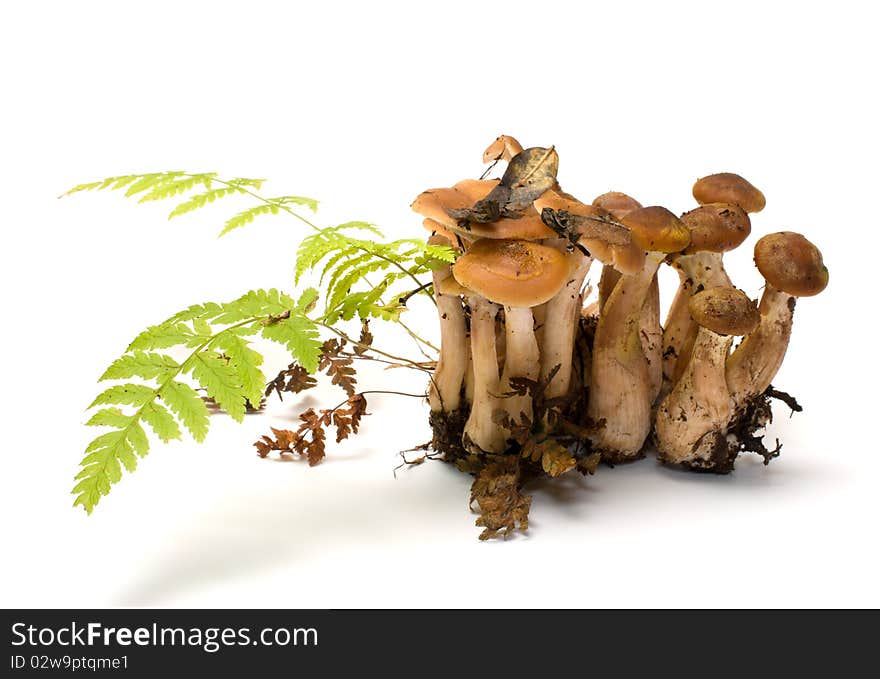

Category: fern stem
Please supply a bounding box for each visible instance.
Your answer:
[121,317,261,440]
[397,319,439,356]
[312,320,434,373]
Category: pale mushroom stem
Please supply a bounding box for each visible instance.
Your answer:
[428,276,468,413]
[587,253,664,457]
[642,274,662,402]
[597,265,620,312]
[655,328,734,465]
[463,296,506,453]
[501,306,540,424]
[540,242,593,400]
[662,251,732,384]
[725,283,794,409]
[598,265,661,402]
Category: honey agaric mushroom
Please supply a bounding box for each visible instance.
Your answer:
[427,234,468,415]
[587,206,690,460]
[453,239,568,441]
[661,203,752,387]
[655,287,760,470]
[693,172,766,214]
[726,232,828,408]
[532,191,633,399]
[483,135,524,164]
[591,191,643,311]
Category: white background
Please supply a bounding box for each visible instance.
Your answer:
[1,1,878,608]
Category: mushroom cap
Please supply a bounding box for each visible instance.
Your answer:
[688,287,760,336]
[693,173,766,213]
[422,218,461,248]
[621,206,691,253]
[482,135,524,163]
[436,275,470,296]
[680,203,751,254]
[592,191,643,220]
[754,231,829,297]
[411,179,554,240]
[452,238,569,307]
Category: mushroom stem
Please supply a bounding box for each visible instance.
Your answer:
[598,264,661,402]
[655,327,734,466]
[501,305,540,423]
[662,251,732,384]
[463,296,506,453]
[587,252,664,457]
[428,283,468,413]
[597,265,620,312]
[642,273,662,402]
[540,241,593,400]
[725,283,793,408]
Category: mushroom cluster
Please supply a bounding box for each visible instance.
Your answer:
[412,137,828,477]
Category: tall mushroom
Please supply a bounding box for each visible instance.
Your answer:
[587,206,691,460]
[726,232,828,409]
[591,191,644,311]
[453,239,569,443]
[532,190,633,400]
[654,287,760,471]
[661,203,752,387]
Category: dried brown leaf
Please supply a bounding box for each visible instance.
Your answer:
[265,363,318,400]
[446,146,559,223]
[469,457,531,540]
[319,339,357,397]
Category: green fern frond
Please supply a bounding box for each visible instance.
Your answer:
[75,288,322,514]
[63,172,317,238]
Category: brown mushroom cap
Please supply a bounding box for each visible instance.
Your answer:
[482,135,524,163]
[422,218,461,247]
[754,231,829,297]
[592,191,643,220]
[452,238,569,307]
[411,179,554,240]
[693,173,766,213]
[688,287,760,336]
[621,206,691,253]
[680,203,751,254]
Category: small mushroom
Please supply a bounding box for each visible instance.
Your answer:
[726,232,828,408]
[426,234,469,415]
[654,287,760,470]
[587,207,691,459]
[662,203,751,388]
[453,239,569,444]
[693,172,766,213]
[483,135,524,164]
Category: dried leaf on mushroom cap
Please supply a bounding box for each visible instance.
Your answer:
[680,203,751,254]
[754,232,829,297]
[446,147,559,223]
[413,179,553,240]
[452,238,569,308]
[688,287,760,336]
[693,172,766,213]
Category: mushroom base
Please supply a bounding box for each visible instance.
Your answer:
[428,406,470,465]
[656,385,798,473]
